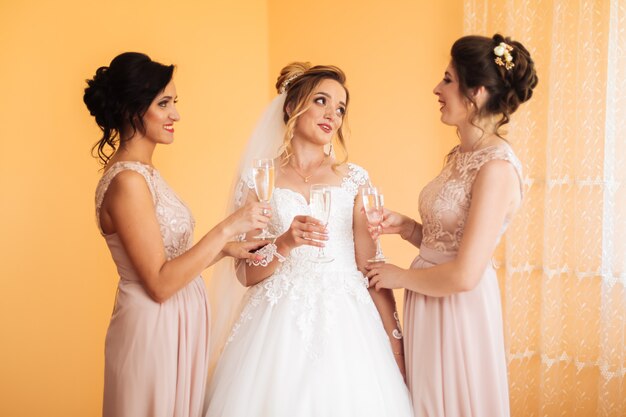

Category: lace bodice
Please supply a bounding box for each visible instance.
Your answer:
[271,164,369,260]
[95,161,196,261]
[419,145,523,254]
[228,163,374,354]
[237,162,369,259]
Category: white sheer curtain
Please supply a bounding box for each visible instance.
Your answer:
[464,0,626,415]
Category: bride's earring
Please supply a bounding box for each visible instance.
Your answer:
[325,142,334,157]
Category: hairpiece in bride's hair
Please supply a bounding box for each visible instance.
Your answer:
[279,72,303,94]
[493,42,514,70]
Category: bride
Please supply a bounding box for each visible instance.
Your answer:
[205,62,413,417]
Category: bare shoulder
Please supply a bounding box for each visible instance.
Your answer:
[104,169,154,210]
[476,158,518,183]
[473,159,521,208]
[108,169,151,193]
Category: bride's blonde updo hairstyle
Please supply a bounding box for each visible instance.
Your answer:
[275,62,349,166]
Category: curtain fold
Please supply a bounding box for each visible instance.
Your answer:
[464,1,626,415]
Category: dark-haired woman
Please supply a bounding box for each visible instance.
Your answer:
[84,52,271,417]
[365,35,538,416]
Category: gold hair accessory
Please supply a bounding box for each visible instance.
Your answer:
[494,42,514,70]
[279,72,303,94]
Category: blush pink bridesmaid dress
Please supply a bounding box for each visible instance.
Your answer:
[405,145,523,417]
[95,161,210,417]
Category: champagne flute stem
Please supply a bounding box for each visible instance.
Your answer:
[375,238,384,258]
[370,224,386,261]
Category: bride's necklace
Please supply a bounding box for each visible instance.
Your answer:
[290,156,326,183]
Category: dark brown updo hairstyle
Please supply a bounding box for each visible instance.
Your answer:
[83,52,175,165]
[451,34,538,135]
[275,62,350,166]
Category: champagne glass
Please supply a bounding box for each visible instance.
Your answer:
[252,158,276,239]
[361,187,388,263]
[308,184,334,263]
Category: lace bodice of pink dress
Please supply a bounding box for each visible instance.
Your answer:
[95,161,210,417]
[95,161,196,258]
[418,144,523,254]
[404,144,522,417]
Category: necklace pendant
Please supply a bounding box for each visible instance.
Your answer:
[304,177,309,183]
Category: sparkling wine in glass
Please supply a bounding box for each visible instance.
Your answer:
[252,158,276,239]
[309,184,334,263]
[361,187,388,263]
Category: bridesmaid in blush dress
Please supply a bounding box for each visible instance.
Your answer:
[84,52,271,417]
[366,34,538,417]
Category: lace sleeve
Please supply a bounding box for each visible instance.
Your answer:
[341,163,371,197]
[233,169,255,210]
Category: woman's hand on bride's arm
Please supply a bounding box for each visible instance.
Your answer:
[274,215,328,252]
[365,262,410,291]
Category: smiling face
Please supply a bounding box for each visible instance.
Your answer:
[141,79,180,144]
[292,78,347,146]
[432,62,471,127]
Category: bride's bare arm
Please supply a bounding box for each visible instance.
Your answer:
[353,187,406,378]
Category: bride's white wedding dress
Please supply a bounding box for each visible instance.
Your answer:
[205,163,413,417]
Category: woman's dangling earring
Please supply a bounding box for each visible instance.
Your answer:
[326,142,334,157]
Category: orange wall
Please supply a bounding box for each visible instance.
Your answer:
[0,1,462,415]
[0,1,270,415]
[267,0,463,312]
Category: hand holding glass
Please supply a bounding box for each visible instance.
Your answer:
[361,187,388,263]
[252,158,276,239]
[309,184,334,263]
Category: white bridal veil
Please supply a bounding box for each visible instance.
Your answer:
[207,93,287,378]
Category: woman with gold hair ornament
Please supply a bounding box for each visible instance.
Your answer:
[205,62,413,416]
[365,34,538,416]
